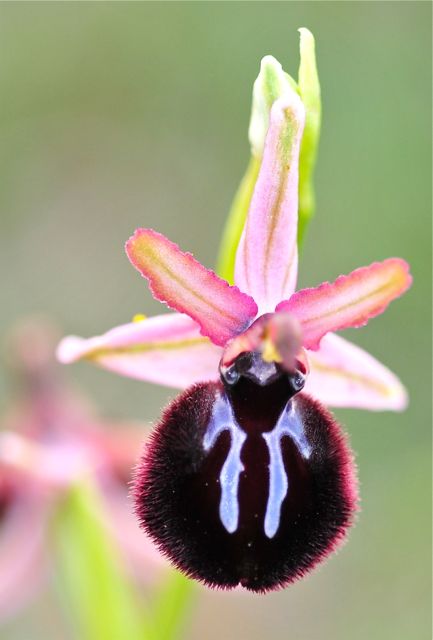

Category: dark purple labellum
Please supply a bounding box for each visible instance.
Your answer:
[134,353,358,592]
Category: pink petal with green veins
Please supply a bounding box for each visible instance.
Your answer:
[276,258,412,350]
[234,94,305,314]
[126,229,258,347]
[305,333,408,411]
[57,313,222,388]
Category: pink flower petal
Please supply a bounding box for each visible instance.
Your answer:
[0,432,92,488]
[235,94,305,313]
[277,258,412,350]
[57,313,222,388]
[0,491,48,620]
[305,333,408,411]
[126,229,258,346]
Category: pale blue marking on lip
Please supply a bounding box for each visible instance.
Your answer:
[203,394,312,539]
[263,399,312,539]
[203,392,246,534]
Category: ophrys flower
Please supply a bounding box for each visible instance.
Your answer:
[58,36,411,592]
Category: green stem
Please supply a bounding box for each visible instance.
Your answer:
[216,155,260,282]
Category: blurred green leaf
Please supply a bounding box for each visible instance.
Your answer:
[297,27,321,247]
[152,570,194,640]
[54,479,151,640]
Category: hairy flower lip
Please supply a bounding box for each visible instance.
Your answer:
[133,381,359,592]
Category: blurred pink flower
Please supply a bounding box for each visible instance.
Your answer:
[58,94,411,412]
[0,320,164,621]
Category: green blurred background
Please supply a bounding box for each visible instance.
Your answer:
[0,2,431,639]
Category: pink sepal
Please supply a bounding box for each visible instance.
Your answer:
[305,333,408,411]
[57,313,222,389]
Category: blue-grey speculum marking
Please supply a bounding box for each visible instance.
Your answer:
[203,391,312,538]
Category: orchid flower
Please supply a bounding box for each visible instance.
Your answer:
[57,31,411,592]
[0,320,164,620]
